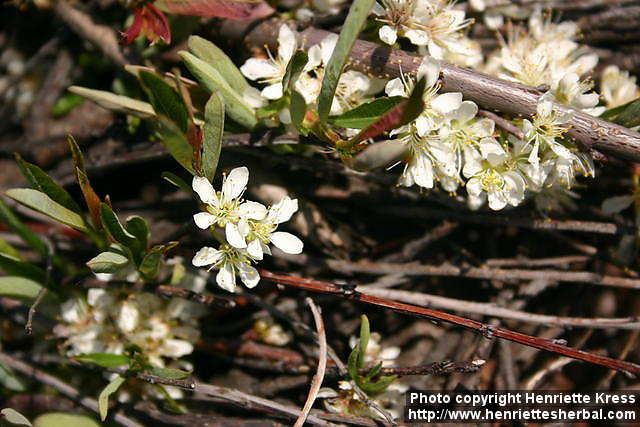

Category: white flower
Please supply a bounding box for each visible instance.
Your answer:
[192,244,260,292]
[600,65,639,109]
[521,95,573,167]
[553,73,603,116]
[240,24,298,100]
[239,196,303,260]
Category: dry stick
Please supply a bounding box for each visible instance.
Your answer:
[478,110,525,140]
[294,298,328,427]
[485,255,591,268]
[53,1,128,66]
[155,284,237,308]
[257,270,640,376]
[0,352,142,427]
[25,238,54,334]
[363,287,640,330]
[229,20,640,161]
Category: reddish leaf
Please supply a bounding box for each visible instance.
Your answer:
[122,3,171,45]
[155,0,274,20]
[350,76,426,144]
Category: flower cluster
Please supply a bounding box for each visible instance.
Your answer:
[191,166,303,291]
[600,65,640,110]
[55,269,206,368]
[373,0,481,67]
[484,8,602,115]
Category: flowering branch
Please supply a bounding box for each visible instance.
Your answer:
[220,18,640,161]
[258,269,640,376]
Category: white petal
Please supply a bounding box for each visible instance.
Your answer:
[417,56,440,88]
[261,82,284,100]
[269,197,299,223]
[240,58,280,81]
[385,78,406,97]
[193,212,216,229]
[246,239,264,260]
[405,29,429,46]
[238,263,260,288]
[431,92,462,114]
[117,301,139,333]
[192,247,222,267]
[379,25,397,45]
[453,101,478,124]
[226,222,247,248]
[466,177,483,196]
[216,263,236,292]
[479,138,506,166]
[159,339,193,358]
[222,166,249,203]
[239,201,268,220]
[192,176,216,204]
[278,24,297,63]
[270,232,304,254]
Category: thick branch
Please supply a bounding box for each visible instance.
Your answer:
[221,19,640,161]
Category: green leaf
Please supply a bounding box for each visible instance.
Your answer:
[202,92,224,181]
[68,86,155,119]
[5,189,88,233]
[0,276,43,301]
[125,216,150,251]
[0,364,26,392]
[187,36,250,96]
[99,204,140,253]
[601,97,639,120]
[33,413,99,427]
[282,50,308,93]
[0,253,46,282]
[347,345,360,381]
[1,408,31,426]
[359,374,397,395]
[180,51,257,129]
[365,362,383,381]
[613,98,640,128]
[14,154,81,213]
[329,97,404,129]
[358,314,370,370]
[149,366,190,380]
[52,92,84,118]
[0,237,21,260]
[138,250,162,280]
[290,91,308,135]
[75,353,131,368]
[98,375,126,421]
[317,0,375,122]
[162,172,191,194]
[139,71,190,133]
[86,251,129,274]
[157,117,196,175]
[0,199,47,256]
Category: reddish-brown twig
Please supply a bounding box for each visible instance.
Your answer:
[258,269,640,377]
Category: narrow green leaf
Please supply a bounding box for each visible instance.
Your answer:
[329,96,405,129]
[86,251,129,274]
[162,172,192,194]
[360,374,397,395]
[68,86,155,118]
[100,204,137,247]
[347,345,360,381]
[317,0,375,122]
[0,363,26,392]
[33,413,99,427]
[14,154,81,213]
[0,253,46,282]
[149,366,190,380]
[0,276,43,301]
[0,199,47,255]
[138,250,162,280]
[99,375,126,421]
[180,51,257,129]
[125,216,150,251]
[202,92,225,181]
[1,408,31,426]
[358,314,370,369]
[139,71,190,133]
[74,353,131,368]
[0,237,21,260]
[68,136,102,230]
[157,117,196,175]
[282,51,308,93]
[187,36,250,96]
[365,362,383,381]
[613,98,640,128]
[5,189,88,233]
[290,90,308,135]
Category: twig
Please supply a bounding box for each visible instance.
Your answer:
[381,220,458,262]
[26,238,54,334]
[294,298,328,427]
[378,360,485,377]
[0,351,142,427]
[479,110,525,140]
[155,285,237,308]
[53,1,127,66]
[485,255,590,268]
[363,287,640,330]
[258,269,640,376]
